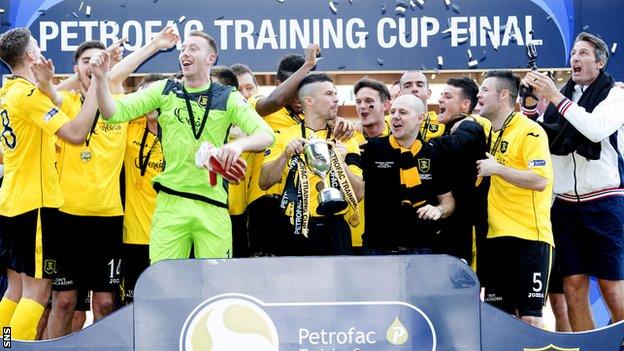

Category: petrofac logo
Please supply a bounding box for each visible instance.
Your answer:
[180,294,436,351]
[179,297,279,351]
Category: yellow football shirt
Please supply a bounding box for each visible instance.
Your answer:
[123,117,163,244]
[246,95,304,204]
[263,124,362,218]
[56,92,128,216]
[0,77,71,217]
[228,151,254,216]
[486,112,553,245]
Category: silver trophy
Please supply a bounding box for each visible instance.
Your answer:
[304,138,348,215]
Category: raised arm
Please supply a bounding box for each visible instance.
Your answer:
[524,71,624,142]
[32,58,62,107]
[89,51,117,119]
[254,43,319,116]
[109,27,179,93]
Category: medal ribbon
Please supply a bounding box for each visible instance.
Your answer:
[138,125,160,176]
[182,84,214,140]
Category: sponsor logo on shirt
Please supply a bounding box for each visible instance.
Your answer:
[528,159,546,168]
[43,108,58,122]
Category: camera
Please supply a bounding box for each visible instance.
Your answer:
[519,43,539,107]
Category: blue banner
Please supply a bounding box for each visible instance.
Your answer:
[0,0,588,74]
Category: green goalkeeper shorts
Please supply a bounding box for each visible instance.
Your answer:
[149,192,232,264]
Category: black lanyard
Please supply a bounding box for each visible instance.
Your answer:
[300,122,332,141]
[288,108,303,124]
[80,94,100,147]
[182,84,213,140]
[487,112,515,156]
[138,125,159,176]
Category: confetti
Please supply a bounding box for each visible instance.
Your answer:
[451,4,460,13]
[215,16,224,20]
[395,5,407,13]
[437,56,444,66]
[381,3,387,14]
[582,25,590,31]
[444,0,450,6]
[467,49,473,59]
[431,73,436,80]
[71,11,79,18]
[86,5,91,16]
[277,0,284,2]
[415,0,425,6]
[119,2,126,8]
[421,64,426,70]
[377,58,384,66]
[79,1,84,11]
[349,0,353,4]
[0,9,5,14]
[493,43,499,51]
[457,37,468,44]
[479,50,487,62]
[178,15,186,23]
[612,43,618,54]
[546,16,551,22]
[329,1,338,13]
[468,59,479,68]
[337,65,346,70]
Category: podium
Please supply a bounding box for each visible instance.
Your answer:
[9,255,624,350]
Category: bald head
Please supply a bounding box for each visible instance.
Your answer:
[389,94,426,144]
[392,94,426,115]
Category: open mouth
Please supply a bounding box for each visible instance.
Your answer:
[181,59,193,67]
[360,111,369,118]
[439,106,446,115]
[573,65,581,73]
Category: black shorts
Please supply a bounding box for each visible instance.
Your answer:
[552,197,624,280]
[230,212,249,258]
[247,196,292,256]
[481,237,553,317]
[548,246,564,294]
[121,243,149,304]
[0,208,61,279]
[290,215,353,256]
[75,289,91,311]
[50,213,123,291]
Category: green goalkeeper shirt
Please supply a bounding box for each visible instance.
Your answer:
[107,79,273,206]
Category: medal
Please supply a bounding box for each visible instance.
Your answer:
[80,149,92,162]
